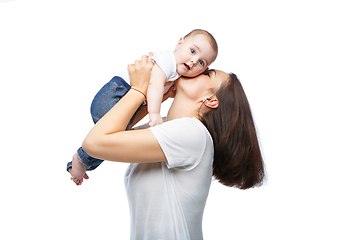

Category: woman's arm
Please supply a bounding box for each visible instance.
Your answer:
[128,105,148,130]
[82,55,166,163]
[128,85,175,130]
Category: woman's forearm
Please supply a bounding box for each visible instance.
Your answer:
[82,55,155,161]
[82,89,145,154]
[82,87,166,163]
[129,105,148,129]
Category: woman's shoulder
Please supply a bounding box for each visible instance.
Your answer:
[151,117,214,170]
[152,117,213,144]
[163,117,205,130]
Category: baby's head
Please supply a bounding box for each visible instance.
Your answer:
[174,29,218,77]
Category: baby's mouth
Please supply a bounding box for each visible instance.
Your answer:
[184,63,191,70]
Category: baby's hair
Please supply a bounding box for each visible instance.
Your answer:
[184,29,218,56]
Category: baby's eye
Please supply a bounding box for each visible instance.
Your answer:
[190,49,195,54]
[199,60,205,67]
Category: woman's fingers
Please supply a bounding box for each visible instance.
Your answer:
[134,59,141,67]
[127,63,134,71]
[142,54,153,65]
[127,54,154,94]
[128,54,153,70]
[141,55,148,63]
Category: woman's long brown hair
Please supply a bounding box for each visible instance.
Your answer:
[200,73,265,189]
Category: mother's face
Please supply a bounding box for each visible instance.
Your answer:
[175,69,229,102]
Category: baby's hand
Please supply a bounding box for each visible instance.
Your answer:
[149,113,163,127]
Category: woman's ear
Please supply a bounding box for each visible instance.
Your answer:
[204,97,219,109]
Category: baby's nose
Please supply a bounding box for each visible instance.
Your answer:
[190,60,197,68]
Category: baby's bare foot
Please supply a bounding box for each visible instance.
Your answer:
[69,153,87,185]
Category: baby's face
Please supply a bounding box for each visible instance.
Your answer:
[174,34,217,77]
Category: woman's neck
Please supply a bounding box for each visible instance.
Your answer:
[167,96,201,121]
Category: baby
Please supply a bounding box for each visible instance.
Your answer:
[67,29,218,185]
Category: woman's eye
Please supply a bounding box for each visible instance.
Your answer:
[203,72,210,77]
[190,49,195,54]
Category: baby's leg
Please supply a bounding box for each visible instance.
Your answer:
[90,77,129,123]
[67,77,134,178]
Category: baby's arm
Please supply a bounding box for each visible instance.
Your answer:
[147,63,167,127]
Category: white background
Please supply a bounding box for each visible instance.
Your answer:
[1,0,359,239]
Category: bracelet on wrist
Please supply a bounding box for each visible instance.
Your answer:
[130,87,147,103]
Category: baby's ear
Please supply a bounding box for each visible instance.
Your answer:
[176,37,184,48]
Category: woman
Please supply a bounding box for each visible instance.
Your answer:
[80,55,265,239]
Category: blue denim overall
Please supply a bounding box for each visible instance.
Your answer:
[66,76,141,171]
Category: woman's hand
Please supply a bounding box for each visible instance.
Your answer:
[128,54,154,96]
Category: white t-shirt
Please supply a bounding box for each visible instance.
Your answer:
[118,50,180,93]
[124,118,214,240]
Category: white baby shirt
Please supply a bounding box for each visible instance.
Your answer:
[118,50,180,93]
[124,118,214,240]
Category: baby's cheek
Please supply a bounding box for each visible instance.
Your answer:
[194,68,204,76]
